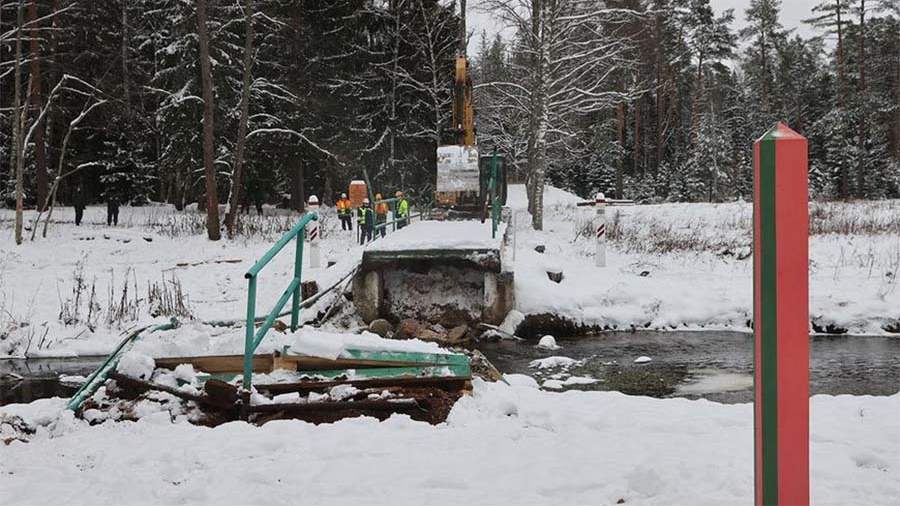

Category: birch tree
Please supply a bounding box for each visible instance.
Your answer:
[478,0,645,229]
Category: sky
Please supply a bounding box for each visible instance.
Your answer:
[466,0,825,54]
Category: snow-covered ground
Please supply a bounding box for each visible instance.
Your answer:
[2,193,898,505]
[0,205,364,357]
[2,383,897,505]
[2,187,898,358]
[506,185,900,334]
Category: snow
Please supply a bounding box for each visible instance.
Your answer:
[289,328,450,360]
[116,351,155,380]
[365,220,505,252]
[536,334,560,350]
[0,204,363,358]
[528,356,579,369]
[1,383,897,505]
[505,184,900,335]
[634,356,653,364]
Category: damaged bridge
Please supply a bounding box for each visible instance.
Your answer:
[353,220,515,325]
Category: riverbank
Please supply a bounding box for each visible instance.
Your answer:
[2,382,897,505]
[2,189,898,359]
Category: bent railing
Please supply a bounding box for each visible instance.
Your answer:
[243,213,317,391]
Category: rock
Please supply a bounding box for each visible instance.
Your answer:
[536,335,560,350]
[634,356,652,364]
[468,349,503,382]
[142,236,153,242]
[301,280,319,301]
[447,325,469,343]
[395,319,454,344]
[438,308,471,328]
[367,318,392,337]
[395,319,426,339]
[547,270,564,283]
[639,270,650,277]
[327,261,337,268]
[534,245,546,253]
[272,320,288,332]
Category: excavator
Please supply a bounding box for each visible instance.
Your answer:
[434,45,506,219]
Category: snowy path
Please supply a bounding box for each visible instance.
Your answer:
[1,382,897,505]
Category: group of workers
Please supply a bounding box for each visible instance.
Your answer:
[335,191,409,245]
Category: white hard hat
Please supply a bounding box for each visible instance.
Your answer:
[307,195,319,204]
[341,193,347,198]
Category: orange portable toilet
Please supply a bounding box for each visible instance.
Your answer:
[349,180,368,208]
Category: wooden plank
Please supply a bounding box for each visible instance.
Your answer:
[255,376,470,395]
[295,364,471,381]
[155,354,274,374]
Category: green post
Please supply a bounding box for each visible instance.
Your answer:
[291,229,304,331]
[243,275,257,390]
[491,151,499,239]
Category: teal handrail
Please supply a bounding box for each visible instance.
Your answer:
[373,196,420,233]
[243,212,317,391]
[489,152,501,238]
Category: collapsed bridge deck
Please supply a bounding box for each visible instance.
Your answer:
[353,221,514,325]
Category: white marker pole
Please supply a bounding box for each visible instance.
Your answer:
[307,195,321,269]
[595,193,607,267]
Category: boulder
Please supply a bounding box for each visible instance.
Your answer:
[368,318,392,338]
[395,318,426,339]
[446,325,469,344]
[438,308,471,328]
[547,270,564,283]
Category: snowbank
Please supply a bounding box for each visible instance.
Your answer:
[1,383,897,505]
[365,220,505,252]
[505,184,900,335]
[289,327,451,359]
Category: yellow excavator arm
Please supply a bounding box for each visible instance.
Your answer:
[451,56,476,146]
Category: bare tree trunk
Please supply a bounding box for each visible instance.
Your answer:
[459,0,467,55]
[616,101,625,199]
[29,0,48,211]
[121,0,131,114]
[291,159,305,212]
[197,0,221,240]
[633,98,642,176]
[14,0,25,245]
[226,0,254,237]
[856,0,867,198]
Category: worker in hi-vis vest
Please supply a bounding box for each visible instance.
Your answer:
[357,198,374,245]
[336,193,352,231]
[374,193,389,238]
[395,191,409,229]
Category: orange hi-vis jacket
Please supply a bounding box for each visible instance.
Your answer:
[375,202,389,215]
[336,198,352,216]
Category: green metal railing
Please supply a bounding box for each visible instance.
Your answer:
[243,212,318,391]
[66,318,179,411]
[489,152,501,238]
[372,196,424,234]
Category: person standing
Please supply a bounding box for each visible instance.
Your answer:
[374,193,388,238]
[336,192,352,231]
[357,198,374,245]
[73,185,85,226]
[395,190,409,229]
[106,192,120,226]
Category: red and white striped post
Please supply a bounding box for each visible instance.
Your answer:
[307,195,321,269]
[753,122,809,506]
[595,193,607,267]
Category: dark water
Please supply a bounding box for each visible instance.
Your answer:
[2,332,898,405]
[0,356,102,405]
[478,331,900,403]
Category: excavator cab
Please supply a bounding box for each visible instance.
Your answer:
[434,56,506,219]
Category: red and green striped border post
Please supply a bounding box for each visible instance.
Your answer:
[753,122,809,506]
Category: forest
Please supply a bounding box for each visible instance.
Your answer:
[1,0,898,235]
